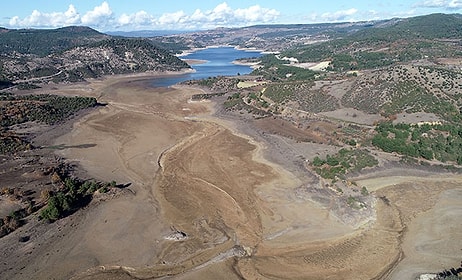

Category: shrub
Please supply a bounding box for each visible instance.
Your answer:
[312,156,325,166]
[361,186,369,196]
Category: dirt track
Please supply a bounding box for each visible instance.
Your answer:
[3,74,461,280]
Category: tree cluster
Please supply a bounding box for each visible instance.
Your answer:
[40,177,117,222]
[312,148,378,180]
[0,93,98,127]
[372,122,462,164]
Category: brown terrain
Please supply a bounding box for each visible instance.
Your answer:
[0,73,461,280]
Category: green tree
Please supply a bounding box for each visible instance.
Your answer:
[312,156,325,166]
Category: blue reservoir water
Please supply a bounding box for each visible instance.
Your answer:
[151,46,262,87]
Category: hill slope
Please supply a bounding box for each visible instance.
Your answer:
[247,14,462,118]
[191,13,462,165]
[0,34,190,86]
[156,21,380,53]
[0,26,108,56]
[276,13,462,69]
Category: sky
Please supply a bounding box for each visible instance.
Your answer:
[1,0,462,31]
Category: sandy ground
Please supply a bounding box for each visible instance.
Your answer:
[3,73,461,280]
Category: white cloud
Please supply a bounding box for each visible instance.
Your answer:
[305,7,403,24]
[9,5,80,27]
[235,5,280,22]
[319,8,358,22]
[81,1,113,26]
[190,9,207,22]
[414,0,462,9]
[7,1,279,30]
[63,5,80,24]
[7,2,112,28]
[416,0,447,7]
[210,2,234,21]
[117,10,154,27]
[158,11,188,25]
[448,0,462,8]
[117,2,279,30]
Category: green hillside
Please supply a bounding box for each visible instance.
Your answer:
[274,13,462,70]
[0,26,108,56]
[0,35,190,85]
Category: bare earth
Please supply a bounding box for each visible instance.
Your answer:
[2,74,461,280]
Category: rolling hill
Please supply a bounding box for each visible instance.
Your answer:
[0,27,190,88]
[0,26,108,56]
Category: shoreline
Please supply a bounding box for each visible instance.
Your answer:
[182,58,208,65]
[176,44,265,57]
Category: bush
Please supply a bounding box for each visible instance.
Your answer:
[39,197,60,222]
[361,186,369,196]
[312,156,325,166]
[326,155,339,166]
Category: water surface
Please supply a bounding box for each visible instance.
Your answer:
[151,46,262,87]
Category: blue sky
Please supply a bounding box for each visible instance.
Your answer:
[1,0,461,31]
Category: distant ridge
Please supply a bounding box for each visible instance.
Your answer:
[55,25,103,34]
[1,13,462,86]
[106,30,192,37]
[391,13,462,38]
[0,26,108,56]
[0,28,190,84]
[352,13,462,40]
[270,13,462,70]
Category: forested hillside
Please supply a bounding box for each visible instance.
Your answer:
[0,27,190,87]
[274,13,462,69]
[0,26,108,56]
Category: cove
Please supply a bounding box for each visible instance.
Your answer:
[151,46,262,87]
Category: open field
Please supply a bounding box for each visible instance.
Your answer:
[0,74,461,279]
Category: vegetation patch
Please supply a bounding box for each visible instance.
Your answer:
[183,76,240,92]
[0,93,98,154]
[372,121,462,163]
[39,178,117,222]
[340,65,462,119]
[262,83,296,103]
[0,132,32,154]
[379,82,458,120]
[0,159,120,237]
[0,26,107,57]
[0,93,98,127]
[311,148,378,180]
[252,63,318,82]
[190,92,225,101]
[346,195,367,209]
[224,92,245,109]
